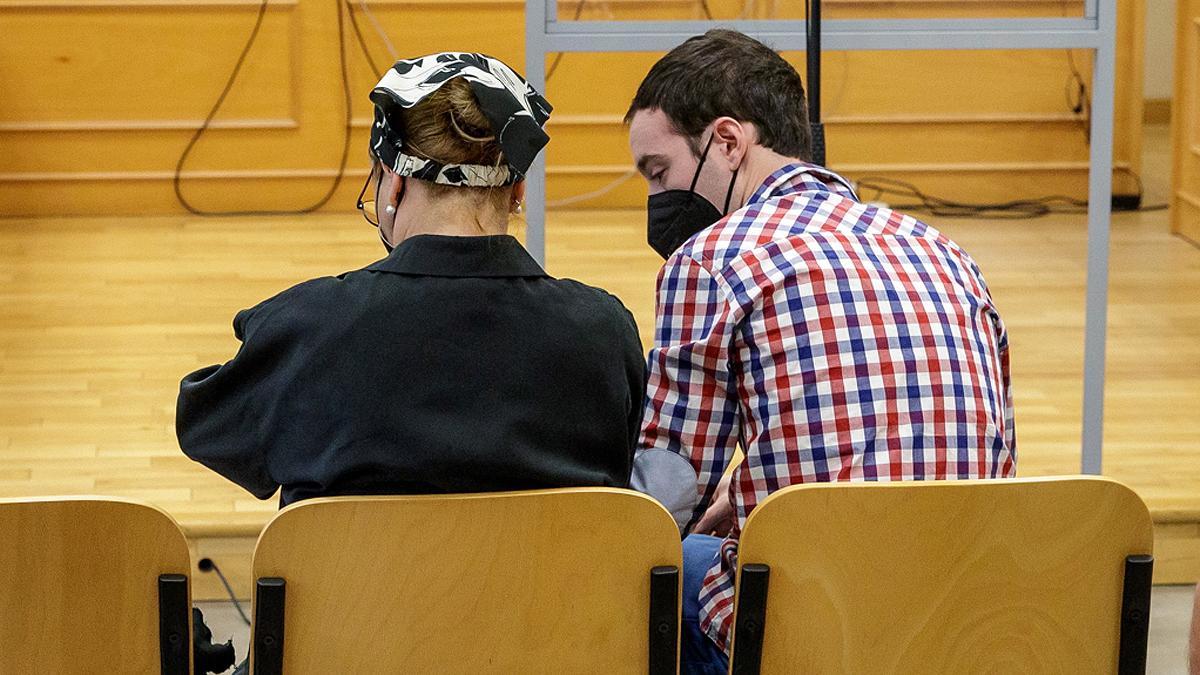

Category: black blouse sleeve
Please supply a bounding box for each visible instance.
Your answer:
[175,298,289,500]
[617,302,647,469]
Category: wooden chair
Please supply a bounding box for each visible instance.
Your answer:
[0,496,193,674]
[250,488,682,674]
[728,477,1154,674]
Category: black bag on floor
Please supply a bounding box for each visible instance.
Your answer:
[193,607,236,674]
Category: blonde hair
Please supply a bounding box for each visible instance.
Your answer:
[398,77,511,212]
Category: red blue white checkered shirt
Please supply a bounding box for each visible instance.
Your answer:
[633,163,1016,652]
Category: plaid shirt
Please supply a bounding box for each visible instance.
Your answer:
[632,163,1016,652]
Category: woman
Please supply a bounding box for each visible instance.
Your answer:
[178,52,644,674]
[178,52,644,505]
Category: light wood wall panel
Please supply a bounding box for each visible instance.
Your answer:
[1171,0,1200,243]
[0,0,1144,214]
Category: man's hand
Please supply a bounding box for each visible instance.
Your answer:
[691,470,736,537]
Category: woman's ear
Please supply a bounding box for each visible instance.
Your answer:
[378,168,406,245]
[382,171,404,212]
[512,180,526,206]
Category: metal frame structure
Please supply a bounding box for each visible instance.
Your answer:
[525,0,1117,473]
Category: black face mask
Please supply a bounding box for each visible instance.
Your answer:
[646,136,739,260]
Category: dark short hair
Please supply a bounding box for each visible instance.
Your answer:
[625,29,812,161]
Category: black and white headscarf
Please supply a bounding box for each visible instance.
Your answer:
[369,53,553,187]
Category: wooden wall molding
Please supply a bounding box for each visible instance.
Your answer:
[0,118,299,133]
[0,0,296,8]
[833,160,1134,174]
[356,0,691,6]
[1176,191,1200,211]
[353,0,1088,9]
[544,112,1097,127]
[0,168,372,182]
[0,0,1139,214]
[823,0,1082,5]
[0,0,300,136]
[0,160,1135,183]
[347,112,1098,130]
[1170,4,1199,239]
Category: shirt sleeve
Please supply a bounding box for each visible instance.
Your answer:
[613,298,648,483]
[175,299,287,500]
[998,315,1017,468]
[632,254,743,533]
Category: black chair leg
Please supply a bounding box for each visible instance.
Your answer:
[1118,555,1154,675]
[649,566,680,675]
[252,577,287,675]
[158,573,190,675]
[730,564,770,675]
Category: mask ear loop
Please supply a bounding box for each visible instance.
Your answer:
[688,135,715,193]
[722,167,740,214]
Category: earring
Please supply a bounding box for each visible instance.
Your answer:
[513,201,524,215]
[384,205,396,215]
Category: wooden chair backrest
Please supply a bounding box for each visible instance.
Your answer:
[0,496,192,673]
[251,488,682,674]
[730,477,1154,674]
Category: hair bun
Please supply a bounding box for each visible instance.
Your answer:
[448,109,496,144]
[446,85,497,145]
[399,77,505,176]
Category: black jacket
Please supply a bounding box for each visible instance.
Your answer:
[176,234,645,506]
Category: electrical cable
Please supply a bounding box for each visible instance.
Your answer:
[357,0,399,61]
[856,175,1167,219]
[546,169,638,208]
[541,0,729,208]
[735,0,757,20]
[545,0,588,83]
[173,0,354,216]
[1065,49,1091,143]
[851,0,1163,221]
[346,1,384,78]
[197,558,251,627]
[546,0,714,83]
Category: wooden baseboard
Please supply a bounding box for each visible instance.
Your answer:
[1154,521,1200,584]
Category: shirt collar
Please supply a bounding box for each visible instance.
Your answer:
[366,234,549,278]
[747,162,860,205]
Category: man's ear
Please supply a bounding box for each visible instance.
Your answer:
[710,116,747,169]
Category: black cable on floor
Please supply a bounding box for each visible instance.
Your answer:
[198,558,251,627]
[856,175,1167,220]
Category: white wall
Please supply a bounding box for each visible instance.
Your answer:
[1144,0,1175,100]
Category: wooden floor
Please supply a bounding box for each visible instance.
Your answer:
[2,126,1198,596]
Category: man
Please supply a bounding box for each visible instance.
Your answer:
[626,29,1016,673]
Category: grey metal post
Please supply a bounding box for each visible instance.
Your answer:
[1081,0,1117,474]
[524,0,548,265]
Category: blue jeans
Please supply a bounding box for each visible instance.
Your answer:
[682,534,730,675]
